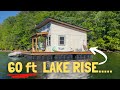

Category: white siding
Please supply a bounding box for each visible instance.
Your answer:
[45,25,52,52]
[38,22,87,52]
[50,23,87,52]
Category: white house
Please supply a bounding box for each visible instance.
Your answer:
[32,18,90,52]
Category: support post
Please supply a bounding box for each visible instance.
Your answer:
[35,37,38,52]
[32,38,34,52]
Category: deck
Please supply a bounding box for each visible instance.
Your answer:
[23,51,93,61]
[23,51,92,55]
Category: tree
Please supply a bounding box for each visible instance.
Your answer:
[0,11,119,51]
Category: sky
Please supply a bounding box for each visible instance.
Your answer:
[0,11,19,24]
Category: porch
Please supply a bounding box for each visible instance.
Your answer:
[32,32,48,52]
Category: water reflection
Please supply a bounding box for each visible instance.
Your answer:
[8,57,22,61]
[0,52,90,79]
[0,52,120,79]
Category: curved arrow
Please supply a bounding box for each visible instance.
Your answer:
[89,46,107,65]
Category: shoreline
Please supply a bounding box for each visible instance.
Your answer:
[0,50,12,52]
[103,50,120,53]
[0,50,119,53]
[0,50,30,53]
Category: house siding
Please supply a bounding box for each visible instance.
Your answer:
[50,22,87,52]
[37,22,87,52]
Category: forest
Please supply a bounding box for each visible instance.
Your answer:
[0,11,120,51]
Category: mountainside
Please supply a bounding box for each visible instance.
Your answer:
[0,11,120,51]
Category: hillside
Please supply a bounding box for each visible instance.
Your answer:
[0,11,120,51]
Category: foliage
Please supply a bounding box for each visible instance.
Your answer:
[38,36,46,43]
[0,11,119,51]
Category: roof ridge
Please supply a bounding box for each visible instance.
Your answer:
[35,17,90,32]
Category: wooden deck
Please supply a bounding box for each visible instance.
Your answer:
[23,51,93,56]
[23,51,93,61]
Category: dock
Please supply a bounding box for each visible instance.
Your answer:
[23,51,93,61]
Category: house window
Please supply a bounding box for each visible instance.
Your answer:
[47,23,50,28]
[43,26,45,30]
[39,28,42,32]
[42,25,47,31]
[47,35,51,46]
[59,35,65,46]
[46,23,50,31]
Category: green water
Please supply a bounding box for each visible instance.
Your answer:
[90,52,120,79]
[0,52,120,79]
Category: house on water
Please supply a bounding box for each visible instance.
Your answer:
[32,18,90,52]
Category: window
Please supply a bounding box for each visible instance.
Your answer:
[48,36,51,46]
[59,35,65,45]
[47,35,51,46]
[47,23,50,28]
[46,23,50,32]
[39,28,42,32]
[43,26,45,30]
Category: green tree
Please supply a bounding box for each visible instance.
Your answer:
[0,11,119,51]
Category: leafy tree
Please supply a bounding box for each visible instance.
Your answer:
[0,11,119,51]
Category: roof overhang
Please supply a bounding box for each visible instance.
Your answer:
[32,32,48,38]
[35,18,91,32]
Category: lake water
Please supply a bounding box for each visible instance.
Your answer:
[0,52,120,79]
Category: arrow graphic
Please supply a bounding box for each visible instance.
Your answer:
[89,46,107,65]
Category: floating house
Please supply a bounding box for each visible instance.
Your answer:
[32,18,90,52]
